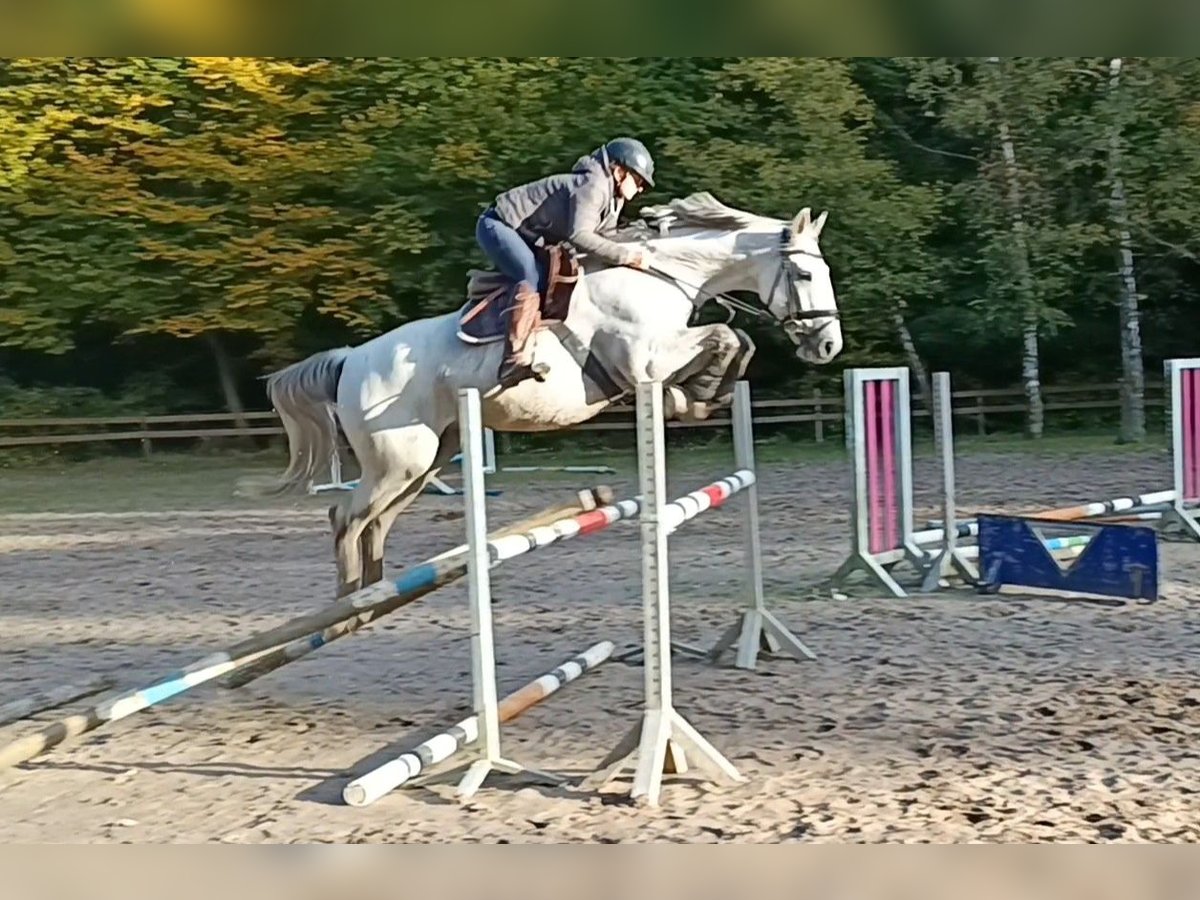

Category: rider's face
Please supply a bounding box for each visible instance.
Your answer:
[615,166,644,202]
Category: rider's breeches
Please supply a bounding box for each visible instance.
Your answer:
[476,209,541,291]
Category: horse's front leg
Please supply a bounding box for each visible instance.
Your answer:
[663,324,751,421]
[708,327,755,406]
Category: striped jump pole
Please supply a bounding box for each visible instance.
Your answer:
[967,356,1198,536]
[1091,510,1168,525]
[917,358,1200,543]
[584,381,747,808]
[0,675,116,728]
[917,502,1175,542]
[1024,489,1178,523]
[481,473,759,565]
[343,640,613,806]
[221,486,613,690]
[912,521,979,546]
[918,496,1176,537]
[0,488,613,770]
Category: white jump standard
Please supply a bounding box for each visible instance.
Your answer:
[440,385,767,803]
[617,381,814,669]
[446,382,787,804]
[585,381,750,807]
[919,371,978,591]
[445,387,563,799]
[1165,358,1200,541]
[706,381,816,668]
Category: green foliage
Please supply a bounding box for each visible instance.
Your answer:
[1,56,1198,416]
[651,59,942,373]
[0,372,189,418]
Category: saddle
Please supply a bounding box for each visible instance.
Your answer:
[456,243,581,345]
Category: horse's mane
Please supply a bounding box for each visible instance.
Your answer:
[614,192,768,243]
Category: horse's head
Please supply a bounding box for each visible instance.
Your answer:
[634,193,844,365]
[748,207,842,365]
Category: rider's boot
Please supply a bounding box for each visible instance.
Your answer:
[497,282,550,388]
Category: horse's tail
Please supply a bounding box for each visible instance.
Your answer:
[240,348,350,498]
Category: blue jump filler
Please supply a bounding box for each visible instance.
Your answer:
[977,514,1159,603]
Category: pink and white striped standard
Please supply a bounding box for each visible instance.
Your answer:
[487,469,757,563]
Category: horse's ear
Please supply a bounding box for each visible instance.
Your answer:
[791,207,811,234]
[812,210,828,238]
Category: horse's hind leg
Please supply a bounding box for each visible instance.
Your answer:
[359,424,463,587]
[357,483,424,590]
[331,425,441,598]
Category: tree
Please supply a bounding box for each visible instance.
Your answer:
[1109,58,1200,363]
[1099,57,1146,442]
[661,58,942,392]
[906,58,1108,437]
[4,57,1200,424]
[0,59,174,355]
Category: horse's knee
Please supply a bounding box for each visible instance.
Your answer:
[707,324,741,354]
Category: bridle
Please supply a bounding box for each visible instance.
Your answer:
[647,226,841,345]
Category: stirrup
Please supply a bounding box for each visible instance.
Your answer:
[498,359,550,388]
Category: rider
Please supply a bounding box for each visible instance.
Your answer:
[476,137,656,387]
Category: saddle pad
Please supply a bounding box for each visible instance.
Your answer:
[456,244,580,344]
[456,289,508,344]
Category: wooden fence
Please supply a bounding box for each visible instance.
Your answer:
[0,379,1168,452]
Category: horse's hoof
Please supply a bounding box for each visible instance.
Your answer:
[663,385,689,419]
[671,401,714,423]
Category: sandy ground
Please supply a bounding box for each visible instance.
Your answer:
[1,447,1199,843]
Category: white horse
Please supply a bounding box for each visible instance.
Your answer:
[262,192,844,596]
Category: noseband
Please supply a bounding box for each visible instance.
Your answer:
[768,233,841,347]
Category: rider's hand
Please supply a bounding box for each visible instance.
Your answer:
[628,252,652,271]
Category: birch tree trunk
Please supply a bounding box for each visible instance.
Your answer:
[1107,57,1147,443]
[997,118,1045,438]
[891,298,931,411]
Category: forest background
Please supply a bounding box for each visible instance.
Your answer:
[4,57,1199,443]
